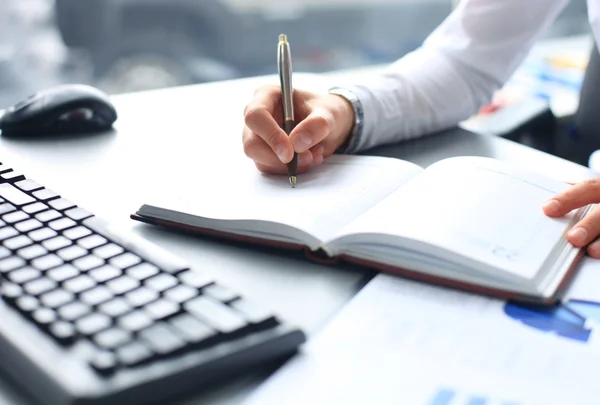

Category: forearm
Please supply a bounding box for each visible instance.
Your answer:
[335,0,569,154]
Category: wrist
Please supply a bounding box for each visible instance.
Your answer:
[327,87,364,153]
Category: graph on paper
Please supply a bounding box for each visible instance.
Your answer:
[427,388,521,405]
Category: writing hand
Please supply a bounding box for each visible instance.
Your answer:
[543,179,600,257]
[242,85,355,174]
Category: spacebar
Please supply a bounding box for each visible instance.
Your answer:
[82,217,189,273]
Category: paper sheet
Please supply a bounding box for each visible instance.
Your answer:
[244,255,600,405]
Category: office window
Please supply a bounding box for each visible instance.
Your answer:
[0,0,591,106]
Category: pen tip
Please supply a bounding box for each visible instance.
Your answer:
[279,34,288,43]
[289,176,296,188]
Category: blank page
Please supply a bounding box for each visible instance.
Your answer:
[146,155,423,244]
[335,156,579,281]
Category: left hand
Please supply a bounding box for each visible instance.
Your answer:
[543,179,600,258]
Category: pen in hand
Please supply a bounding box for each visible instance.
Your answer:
[278,34,298,188]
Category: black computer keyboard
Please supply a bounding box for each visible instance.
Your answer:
[0,162,306,405]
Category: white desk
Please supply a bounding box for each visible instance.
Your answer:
[0,73,597,404]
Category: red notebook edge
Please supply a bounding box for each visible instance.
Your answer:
[130,212,585,307]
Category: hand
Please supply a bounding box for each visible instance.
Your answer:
[242,85,355,174]
[543,179,600,258]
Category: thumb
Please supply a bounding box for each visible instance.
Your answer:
[289,107,333,153]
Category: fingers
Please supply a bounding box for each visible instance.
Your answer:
[254,150,317,175]
[289,108,333,154]
[543,179,600,217]
[565,203,600,248]
[243,86,293,164]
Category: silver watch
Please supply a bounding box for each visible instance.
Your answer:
[328,87,364,153]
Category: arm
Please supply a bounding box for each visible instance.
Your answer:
[337,0,570,153]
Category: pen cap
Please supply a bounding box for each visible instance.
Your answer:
[278,34,294,121]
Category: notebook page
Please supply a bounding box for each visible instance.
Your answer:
[333,156,578,281]
[243,262,600,405]
[148,155,423,244]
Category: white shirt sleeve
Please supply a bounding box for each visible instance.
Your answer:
[338,0,570,153]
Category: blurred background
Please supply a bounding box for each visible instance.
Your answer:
[0,0,591,108]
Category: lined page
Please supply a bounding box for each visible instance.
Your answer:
[147,155,423,244]
[334,156,578,281]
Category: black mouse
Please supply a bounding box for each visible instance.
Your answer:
[0,84,118,137]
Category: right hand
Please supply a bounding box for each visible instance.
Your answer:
[242,85,355,174]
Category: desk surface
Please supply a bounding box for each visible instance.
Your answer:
[0,73,597,404]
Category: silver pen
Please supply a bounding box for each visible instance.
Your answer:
[278,34,298,187]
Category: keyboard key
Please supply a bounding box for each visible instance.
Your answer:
[107,276,139,295]
[15,218,43,233]
[28,227,57,242]
[76,313,112,336]
[0,203,16,215]
[93,243,124,260]
[65,207,93,221]
[58,302,91,321]
[24,277,57,296]
[77,234,106,249]
[118,311,153,332]
[17,244,48,260]
[3,211,29,223]
[57,245,87,261]
[94,328,131,350]
[49,218,76,232]
[9,267,41,284]
[145,273,178,293]
[63,275,96,294]
[41,289,74,309]
[22,202,48,214]
[63,226,93,240]
[127,263,159,281]
[47,264,79,282]
[1,171,25,182]
[178,270,213,289]
[89,350,118,376]
[32,189,59,202]
[109,252,141,269]
[230,299,277,326]
[0,256,25,273]
[15,295,39,313]
[4,235,33,250]
[202,284,239,302]
[15,179,42,192]
[164,284,197,304]
[125,287,158,307]
[32,307,57,326]
[116,341,153,366]
[184,297,246,333]
[145,299,179,320]
[42,236,72,251]
[48,198,76,211]
[0,183,35,206]
[139,324,185,355]
[49,321,76,345]
[80,286,113,306]
[0,282,23,301]
[170,314,216,344]
[99,298,131,318]
[35,210,62,223]
[73,255,104,271]
[0,226,19,241]
[0,245,11,259]
[31,254,64,271]
[89,264,121,283]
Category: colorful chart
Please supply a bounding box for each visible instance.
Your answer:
[503,299,600,343]
[427,388,520,405]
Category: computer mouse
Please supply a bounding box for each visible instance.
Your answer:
[0,84,118,137]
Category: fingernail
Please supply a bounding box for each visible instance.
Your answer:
[568,227,588,245]
[543,199,560,214]
[276,145,288,163]
[293,133,312,151]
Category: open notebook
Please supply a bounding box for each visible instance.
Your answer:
[131,154,591,304]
